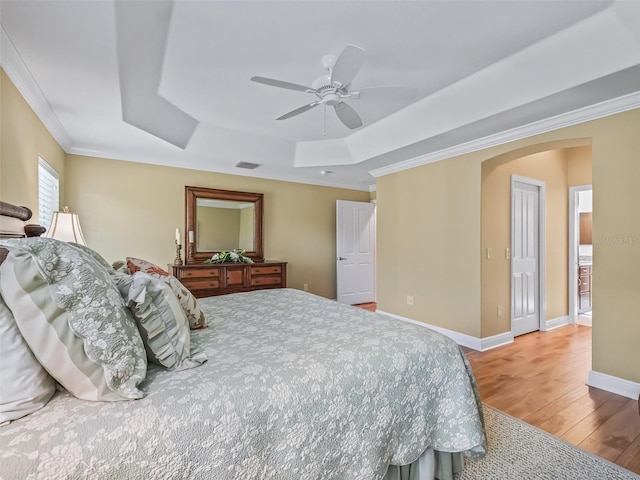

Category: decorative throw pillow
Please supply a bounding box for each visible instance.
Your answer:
[114,272,206,370]
[0,292,56,426]
[0,238,147,402]
[126,257,207,329]
[126,257,170,277]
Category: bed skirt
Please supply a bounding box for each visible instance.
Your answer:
[384,449,464,480]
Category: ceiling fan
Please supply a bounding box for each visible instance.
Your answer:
[251,45,417,130]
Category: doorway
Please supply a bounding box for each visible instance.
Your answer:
[336,200,376,305]
[511,175,546,336]
[569,185,593,325]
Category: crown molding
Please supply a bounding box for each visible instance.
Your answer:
[66,145,372,192]
[1,26,72,151]
[369,91,640,178]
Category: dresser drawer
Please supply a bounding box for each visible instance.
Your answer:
[172,262,286,297]
[251,275,282,287]
[578,266,590,275]
[251,265,282,275]
[180,268,221,279]
[181,279,220,290]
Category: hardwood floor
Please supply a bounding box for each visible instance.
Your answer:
[464,325,640,475]
[353,302,377,312]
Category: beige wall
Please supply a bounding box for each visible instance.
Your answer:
[64,155,369,298]
[0,69,65,216]
[378,110,640,384]
[377,155,482,337]
[567,146,593,186]
[591,111,640,383]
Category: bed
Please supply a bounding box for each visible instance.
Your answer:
[0,201,486,480]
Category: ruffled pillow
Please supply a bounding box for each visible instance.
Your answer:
[114,272,207,370]
[0,238,147,401]
[127,257,207,329]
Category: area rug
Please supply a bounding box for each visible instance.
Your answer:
[455,405,640,479]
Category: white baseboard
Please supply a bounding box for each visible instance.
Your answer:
[480,331,514,351]
[376,310,513,352]
[587,370,640,400]
[576,315,592,327]
[546,315,570,331]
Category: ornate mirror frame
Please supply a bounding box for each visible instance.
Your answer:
[185,186,264,264]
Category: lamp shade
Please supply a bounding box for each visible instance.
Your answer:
[44,207,86,245]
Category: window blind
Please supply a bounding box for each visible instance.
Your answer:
[38,158,59,230]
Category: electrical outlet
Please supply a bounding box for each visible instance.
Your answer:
[505,248,511,260]
[303,283,309,292]
[497,306,503,317]
[406,295,415,306]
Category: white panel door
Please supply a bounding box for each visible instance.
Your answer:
[512,181,540,336]
[336,200,375,305]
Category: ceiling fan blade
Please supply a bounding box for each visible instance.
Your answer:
[276,101,320,120]
[334,102,363,129]
[330,45,366,88]
[353,86,418,102]
[251,76,316,93]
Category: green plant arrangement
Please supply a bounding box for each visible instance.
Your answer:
[204,249,254,264]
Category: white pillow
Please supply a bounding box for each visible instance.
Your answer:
[0,292,56,426]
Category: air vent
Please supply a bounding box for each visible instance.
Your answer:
[234,161,261,170]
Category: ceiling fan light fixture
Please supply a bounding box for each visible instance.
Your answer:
[323,93,341,106]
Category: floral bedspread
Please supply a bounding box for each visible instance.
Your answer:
[0,289,485,480]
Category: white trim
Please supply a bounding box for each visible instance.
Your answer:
[587,370,640,401]
[369,91,640,179]
[0,26,72,151]
[569,185,593,324]
[576,314,592,327]
[376,310,514,352]
[511,175,547,334]
[479,331,515,351]
[546,315,570,331]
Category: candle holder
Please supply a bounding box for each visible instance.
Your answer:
[174,241,183,265]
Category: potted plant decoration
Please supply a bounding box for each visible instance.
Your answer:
[204,249,254,264]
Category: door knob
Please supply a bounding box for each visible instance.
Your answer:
[338,257,347,261]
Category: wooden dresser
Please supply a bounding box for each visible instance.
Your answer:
[172,261,287,298]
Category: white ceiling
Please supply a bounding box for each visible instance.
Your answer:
[2,0,640,190]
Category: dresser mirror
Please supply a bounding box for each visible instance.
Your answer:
[185,186,264,264]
